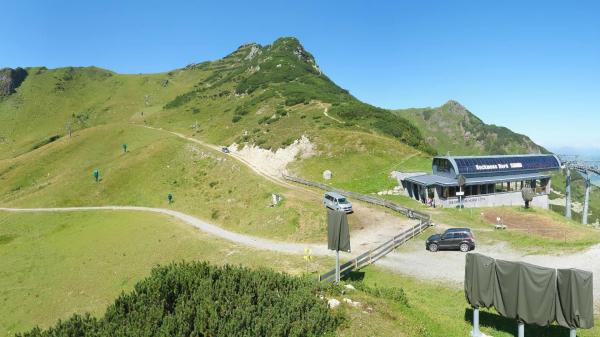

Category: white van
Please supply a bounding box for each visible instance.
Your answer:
[323,191,353,213]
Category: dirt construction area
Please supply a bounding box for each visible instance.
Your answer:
[482,209,586,240]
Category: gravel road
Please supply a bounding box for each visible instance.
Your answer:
[378,238,600,307]
[3,205,600,308]
[0,206,343,258]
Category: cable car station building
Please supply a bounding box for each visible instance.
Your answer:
[401,154,561,209]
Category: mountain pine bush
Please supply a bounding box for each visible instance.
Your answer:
[18,262,343,337]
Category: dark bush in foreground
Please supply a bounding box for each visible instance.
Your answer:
[19,262,342,337]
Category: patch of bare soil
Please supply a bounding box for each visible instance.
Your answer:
[349,203,419,250]
[482,209,584,240]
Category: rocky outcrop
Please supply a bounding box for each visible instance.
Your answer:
[0,67,28,97]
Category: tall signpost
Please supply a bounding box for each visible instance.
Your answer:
[327,209,351,283]
[457,175,466,209]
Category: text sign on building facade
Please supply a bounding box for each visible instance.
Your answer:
[475,162,523,171]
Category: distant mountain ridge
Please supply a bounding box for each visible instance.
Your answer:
[395,100,548,156]
[1,36,546,160]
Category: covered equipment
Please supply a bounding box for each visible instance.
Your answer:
[465,253,593,329]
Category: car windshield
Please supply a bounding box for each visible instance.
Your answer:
[337,198,347,203]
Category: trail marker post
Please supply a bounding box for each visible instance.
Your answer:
[303,248,313,273]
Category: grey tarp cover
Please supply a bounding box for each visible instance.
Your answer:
[493,260,556,326]
[464,253,594,329]
[327,209,351,252]
[464,253,495,307]
[555,268,594,329]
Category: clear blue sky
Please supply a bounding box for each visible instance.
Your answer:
[2,0,598,151]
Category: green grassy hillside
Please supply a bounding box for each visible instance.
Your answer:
[0,37,433,163]
[395,100,547,156]
[0,124,329,242]
[2,35,599,337]
[0,37,439,205]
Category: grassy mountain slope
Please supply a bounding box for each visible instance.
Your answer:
[148,38,435,155]
[2,36,600,337]
[0,37,440,231]
[0,125,329,242]
[0,38,433,162]
[396,100,547,155]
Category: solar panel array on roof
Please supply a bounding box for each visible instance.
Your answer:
[454,155,560,175]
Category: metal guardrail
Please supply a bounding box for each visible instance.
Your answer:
[280,175,433,282]
[319,220,431,282]
[282,175,431,222]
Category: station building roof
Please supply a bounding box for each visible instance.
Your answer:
[433,154,560,177]
[403,154,560,187]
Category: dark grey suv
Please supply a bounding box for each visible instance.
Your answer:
[425,228,475,252]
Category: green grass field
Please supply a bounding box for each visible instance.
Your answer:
[0,210,316,336]
[3,209,597,337]
[357,265,600,337]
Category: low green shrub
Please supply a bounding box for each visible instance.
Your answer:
[352,282,409,307]
[18,262,343,337]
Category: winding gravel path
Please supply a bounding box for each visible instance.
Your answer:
[0,206,339,257]
[2,206,599,308]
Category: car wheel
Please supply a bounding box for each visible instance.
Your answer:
[459,243,470,252]
[428,243,438,252]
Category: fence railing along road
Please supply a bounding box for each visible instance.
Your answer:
[281,175,433,282]
[282,175,431,222]
[318,220,430,282]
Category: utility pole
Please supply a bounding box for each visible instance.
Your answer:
[583,172,591,225]
[565,167,572,219]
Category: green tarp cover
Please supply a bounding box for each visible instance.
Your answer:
[464,253,495,308]
[493,260,557,326]
[464,253,594,329]
[556,268,594,329]
[327,209,350,252]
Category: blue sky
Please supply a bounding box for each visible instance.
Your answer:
[2,0,598,151]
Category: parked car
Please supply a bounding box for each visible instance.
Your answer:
[221,147,230,153]
[323,191,353,213]
[425,228,475,252]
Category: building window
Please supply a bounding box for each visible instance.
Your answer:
[495,182,506,193]
[435,158,452,173]
[449,186,457,197]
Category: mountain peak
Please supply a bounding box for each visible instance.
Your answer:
[268,37,316,65]
[441,99,473,117]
